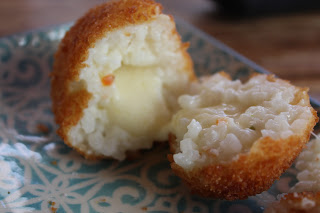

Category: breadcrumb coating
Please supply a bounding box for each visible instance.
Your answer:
[169,73,318,200]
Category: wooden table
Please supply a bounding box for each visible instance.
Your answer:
[1,0,320,101]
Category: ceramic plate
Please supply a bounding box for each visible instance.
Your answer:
[0,19,319,213]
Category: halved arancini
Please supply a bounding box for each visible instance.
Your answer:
[169,72,318,200]
[51,0,195,160]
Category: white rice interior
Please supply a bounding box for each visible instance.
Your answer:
[291,134,320,192]
[171,73,314,170]
[68,14,190,160]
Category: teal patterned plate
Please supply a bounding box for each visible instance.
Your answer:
[0,19,319,213]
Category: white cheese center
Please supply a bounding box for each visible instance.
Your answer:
[108,67,170,136]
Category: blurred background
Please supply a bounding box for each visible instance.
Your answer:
[0,0,319,101]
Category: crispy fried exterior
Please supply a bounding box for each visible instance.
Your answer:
[51,0,195,159]
[265,192,320,213]
[168,75,318,200]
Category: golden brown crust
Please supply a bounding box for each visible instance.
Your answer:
[265,192,320,213]
[169,74,318,200]
[51,0,195,159]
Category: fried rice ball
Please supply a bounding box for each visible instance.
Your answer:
[51,0,195,160]
[168,72,318,200]
[265,192,320,213]
[290,133,320,192]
